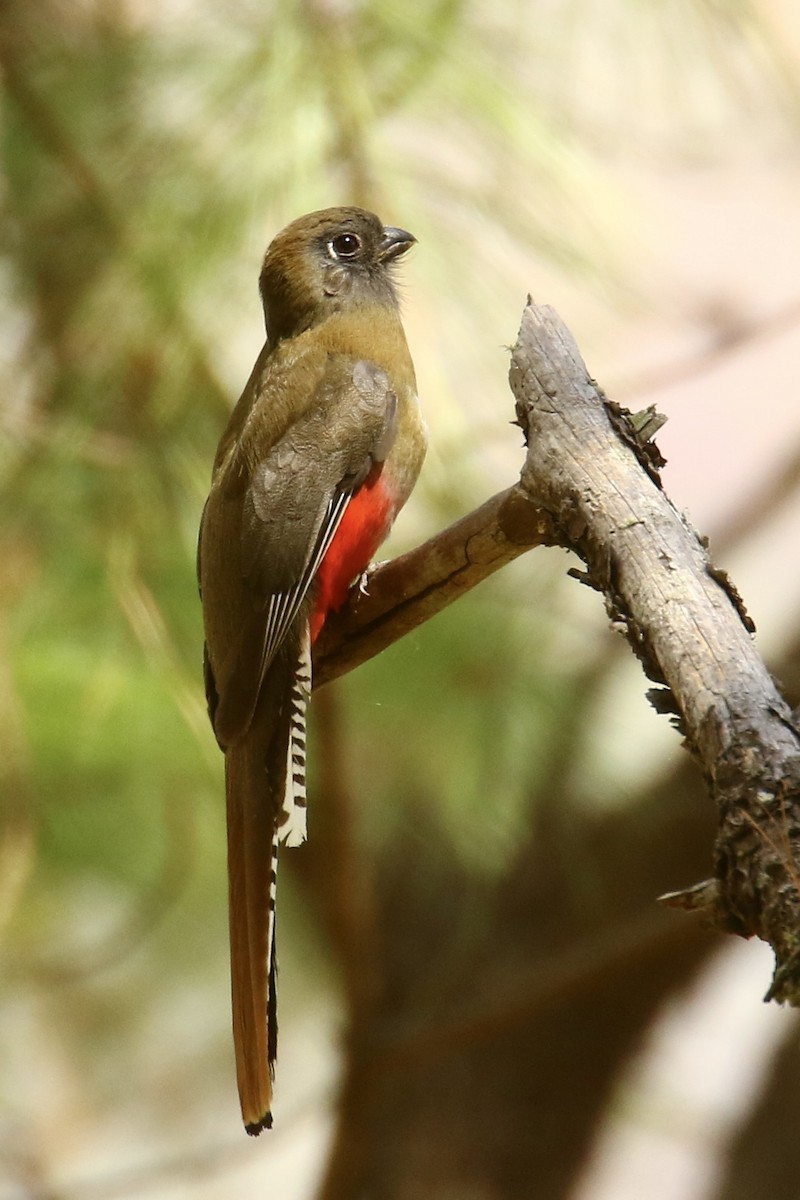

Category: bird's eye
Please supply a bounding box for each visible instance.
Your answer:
[329,232,362,261]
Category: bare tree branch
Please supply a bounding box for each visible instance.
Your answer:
[314,486,554,686]
[509,300,800,1003]
[315,298,800,1004]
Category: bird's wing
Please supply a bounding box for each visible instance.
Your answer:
[255,478,353,672]
[205,357,397,748]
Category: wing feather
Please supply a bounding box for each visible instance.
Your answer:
[259,485,353,674]
[202,355,398,747]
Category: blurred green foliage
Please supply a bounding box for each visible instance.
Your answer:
[1,0,799,1192]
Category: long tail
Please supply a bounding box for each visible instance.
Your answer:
[224,630,311,1135]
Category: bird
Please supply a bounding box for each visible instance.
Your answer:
[197,206,427,1135]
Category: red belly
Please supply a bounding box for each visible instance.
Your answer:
[310,468,395,642]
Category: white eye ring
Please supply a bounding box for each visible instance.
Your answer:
[328,232,362,261]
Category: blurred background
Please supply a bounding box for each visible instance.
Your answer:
[2,1,800,1197]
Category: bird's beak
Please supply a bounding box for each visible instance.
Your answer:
[378,226,417,263]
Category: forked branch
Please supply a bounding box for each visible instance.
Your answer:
[316,299,800,1003]
[314,484,554,685]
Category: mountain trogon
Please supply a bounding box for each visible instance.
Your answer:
[198,207,427,1134]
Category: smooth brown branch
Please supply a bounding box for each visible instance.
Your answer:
[509,300,800,1004]
[314,485,553,686]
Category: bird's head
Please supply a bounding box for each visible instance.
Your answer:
[258,207,416,345]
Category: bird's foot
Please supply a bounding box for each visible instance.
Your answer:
[357,561,385,597]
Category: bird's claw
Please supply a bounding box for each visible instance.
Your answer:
[357,561,385,597]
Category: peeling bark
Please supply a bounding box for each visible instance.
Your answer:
[315,299,800,1005]
[507,301,800,1002]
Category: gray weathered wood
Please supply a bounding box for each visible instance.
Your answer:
[508,300,800,1003]
[315,296,800,1004]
